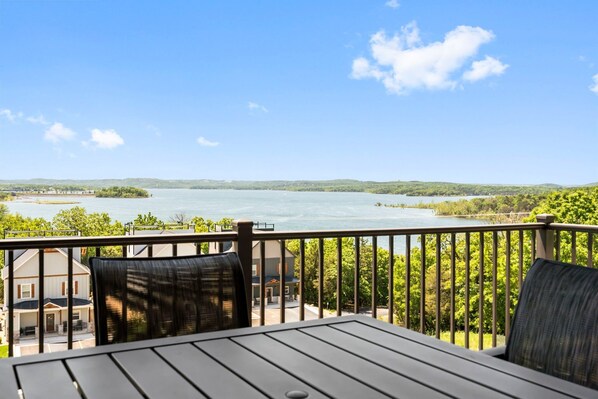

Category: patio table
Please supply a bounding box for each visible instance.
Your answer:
[0,315,595,398]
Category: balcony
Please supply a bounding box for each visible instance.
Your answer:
[0,214,595,358]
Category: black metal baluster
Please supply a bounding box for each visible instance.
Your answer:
[337,237,342,317]
[518,231,523,291]
[67,248,73,350]
[38,249,45,353]
[531,230,536,262]
[505,230,511,339]
[478,232,484,351]
[299,239,305,321]
[450,233,456,344]
[464,233,470,349]
[492,231,498,348]
[420,233,426,334]
[405,235,411,329]
[279,239,286,323]
[572,231,577,264]
[8,250,14,357]
[372,236,378,319]
[388,235,394,325]
[260,241,266,326]
[435,234,441,339]
[588,233,593,268]
[318,238,324,319]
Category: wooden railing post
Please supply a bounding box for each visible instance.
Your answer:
[233,219,254,322]
[536,214,555,260]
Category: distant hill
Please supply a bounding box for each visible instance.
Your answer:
[0,178,587,196]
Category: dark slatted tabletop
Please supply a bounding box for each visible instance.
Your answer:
[0,315,595,399]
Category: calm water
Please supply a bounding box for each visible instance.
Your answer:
[4,189,485,233]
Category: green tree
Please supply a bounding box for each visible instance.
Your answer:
[95,186,149,198]
[526,187,598,265]
[52,207,124,262]
[287,237,389,313]
[133,212,164,227]
[0,204,8,219]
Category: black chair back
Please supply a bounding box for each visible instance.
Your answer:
[90,253,249,346]
[506,258,598,388]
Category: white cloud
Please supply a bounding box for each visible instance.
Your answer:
[590,74,598,94]
[351,22,503,94]
[196,136,219,147]
[90,129,124,149]
[26,115,49,125]
[463,56,509,82]
[1,109,50,125]
[44,123,76,143]
[385,0,400,9]
[0,109,22,122]
[248,101,268,113]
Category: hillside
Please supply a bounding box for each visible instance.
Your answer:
[0,178,583,197]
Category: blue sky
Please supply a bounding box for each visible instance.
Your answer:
[1,1,596,185]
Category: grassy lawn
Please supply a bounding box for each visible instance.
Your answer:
[440,331,505,351]
[375,315,505,351]
[0,345,8,358]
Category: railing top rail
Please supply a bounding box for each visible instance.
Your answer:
[5,220,584,251]
[252,222,546,240]
[0,231,238,250]
[549,223,598,233]
[0,222,550,250]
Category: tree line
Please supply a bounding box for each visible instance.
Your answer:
[1,178,581,196]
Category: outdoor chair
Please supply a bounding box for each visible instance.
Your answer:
[73,320,83,331]
[483,258,598,389]
[89,253,249,346]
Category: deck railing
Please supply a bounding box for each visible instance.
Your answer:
[0,214,596,357]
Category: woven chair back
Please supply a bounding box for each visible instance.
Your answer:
[90,253,249,346]
[507,258,598,388]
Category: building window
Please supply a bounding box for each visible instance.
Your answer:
[72,311,80,321]
[62,281,79,296]
[277,263,288,275]
[252,264,258,276]
[21,284,32,299]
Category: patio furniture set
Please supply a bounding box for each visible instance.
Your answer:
[0,254,596,398]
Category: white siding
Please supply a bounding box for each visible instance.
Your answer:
[3,249,90,304]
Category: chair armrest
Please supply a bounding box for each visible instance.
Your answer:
[480,345,506,359]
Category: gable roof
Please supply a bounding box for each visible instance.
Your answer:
[3,248,89,279]
[251,240,295,259]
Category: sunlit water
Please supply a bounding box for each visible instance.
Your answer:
[4,189,486,250]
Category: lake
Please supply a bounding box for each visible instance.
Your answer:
[4,189,485,233]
